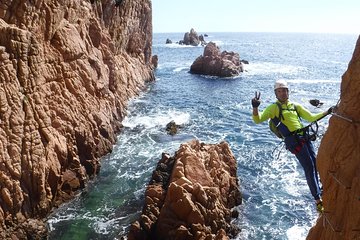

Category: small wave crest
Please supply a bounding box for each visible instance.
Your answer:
[163,43,200,48]
[286,225,309,240]
[122,109,190,130]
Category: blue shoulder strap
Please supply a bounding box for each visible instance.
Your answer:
[271,102,292,137]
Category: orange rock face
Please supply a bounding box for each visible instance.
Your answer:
[0,0,154,237]
[128,140,242,240]
[307,36,360,239]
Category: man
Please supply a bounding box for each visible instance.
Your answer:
[251,79,333,213]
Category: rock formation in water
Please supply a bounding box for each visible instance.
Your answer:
[307,35,360,239]
[190,42,243,78]
[179,28,206,46]
[0,0,154,238]
[127,140,242,240]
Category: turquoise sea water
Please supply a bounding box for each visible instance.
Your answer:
[47,32,358,239]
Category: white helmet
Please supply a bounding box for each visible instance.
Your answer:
[274,79,288,90]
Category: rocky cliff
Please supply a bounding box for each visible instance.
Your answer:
[0,0,154,237]
[307,35,360,239]
[127,140,242,240]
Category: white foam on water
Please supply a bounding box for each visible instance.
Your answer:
[92,216,126,235]
[286,225,308,240]
[173,66,189,72]
[122,109,191,130]
[155,60,193,71]
[243,62,306,75]
[47,213,76,231]
[164,43,200,48]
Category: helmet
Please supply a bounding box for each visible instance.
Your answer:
[274,79,288,90]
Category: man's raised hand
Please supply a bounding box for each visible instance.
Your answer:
[251,91,261,108]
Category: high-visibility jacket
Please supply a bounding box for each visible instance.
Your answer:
[252,100,325,132]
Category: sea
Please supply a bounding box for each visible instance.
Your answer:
[47,32,358,239]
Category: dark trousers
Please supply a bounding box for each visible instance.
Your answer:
[294,140,321,200]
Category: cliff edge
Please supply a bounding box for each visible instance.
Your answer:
[307,35,360,239]
[0,0,154,237]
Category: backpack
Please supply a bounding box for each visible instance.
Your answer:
[269,102,300,139]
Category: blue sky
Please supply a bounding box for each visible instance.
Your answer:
[152,0,359,34]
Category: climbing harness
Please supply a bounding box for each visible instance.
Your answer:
[271,103,322,157]
[269,102,300,139]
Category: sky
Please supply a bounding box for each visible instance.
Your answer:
[152,0,359,34]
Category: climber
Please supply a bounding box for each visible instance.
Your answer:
[251,79,334,213]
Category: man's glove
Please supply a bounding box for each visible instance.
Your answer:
[251,91,261,108]
[327,106,335,115]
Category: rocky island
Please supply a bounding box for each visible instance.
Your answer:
[190,42,245,78]
[127,140,242,239]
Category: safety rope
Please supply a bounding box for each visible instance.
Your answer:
[328,171,351,189]
[272,140,285,160]
[331,99,360,124]
[322,212,342,233]
[317,99,360,234]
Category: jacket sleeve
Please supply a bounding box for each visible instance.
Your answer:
[252,104,276,124]
[296,104,326,122]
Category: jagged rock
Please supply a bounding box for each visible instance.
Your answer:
[166,38,172,44]
[165,120,180,135]
[127,140,242,239]
[190,42,243,77]
[151,55,158,69]
[0,0,154,237]
[307,36,360,239]
[179,28,207,46]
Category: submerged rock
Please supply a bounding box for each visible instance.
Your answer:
[127,140,242,239]
[165,120,180,135]
[190,42,243,77]
[307,36,360,239]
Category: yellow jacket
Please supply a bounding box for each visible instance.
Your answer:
[252,101,326,132]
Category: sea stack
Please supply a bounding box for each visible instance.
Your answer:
[190,42,244,77]
[127,140,242,239]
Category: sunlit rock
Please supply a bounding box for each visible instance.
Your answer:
[179,28,207,46]
[190,42,244,77]
[307,36,360,240]
[127,140,242,239]
[0,0,154,237]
